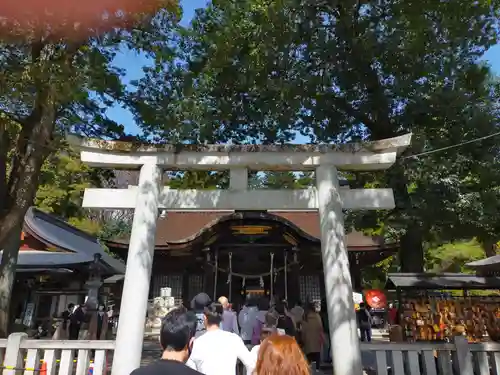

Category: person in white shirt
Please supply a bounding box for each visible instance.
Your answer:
[188,302,253,375]
[238,296,259,344]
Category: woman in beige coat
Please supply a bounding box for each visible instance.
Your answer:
[300,302,324,371]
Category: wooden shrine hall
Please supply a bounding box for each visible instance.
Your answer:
[105,210,398,306]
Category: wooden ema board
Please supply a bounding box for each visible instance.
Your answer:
[400,297,500,342]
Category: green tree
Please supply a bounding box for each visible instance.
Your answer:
[132,0,500,272]
[36,150,97,218]
[261,172,314,189]
[166,170,314,190]
[166,171,229,189]
[0,1,179,336]
[425,240,485,273]
[454,183,500,257]
[35,149,131,241]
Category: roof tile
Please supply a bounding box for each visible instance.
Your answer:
[150,211,388,249]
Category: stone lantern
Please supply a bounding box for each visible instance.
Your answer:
[84,253,103,311]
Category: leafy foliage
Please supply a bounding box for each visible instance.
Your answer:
[131,0,500,271]
[425,240,485,274]
[36,150,97,218]
[35,149,131,240]
[0,1,180,335]
[261,172,314,189]
[361,255,398,290]
[166,171,230,189]
[0,0,180,245]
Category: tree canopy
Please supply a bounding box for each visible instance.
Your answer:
[35,148,132,239]
[131,0,500,271]
[0,0,180,335]
[0,0,179,245]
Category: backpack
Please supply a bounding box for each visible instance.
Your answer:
[195,312,206,338]
[277,315,296,337]
[252,319,264,345]
[358,309,372,329]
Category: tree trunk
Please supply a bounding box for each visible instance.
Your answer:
[0,224,22,337]
[399,226,425,273]
[0,108,55,247]
[0,96,56,337]
[481,240,498,258]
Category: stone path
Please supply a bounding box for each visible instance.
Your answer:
[139,339,163,366]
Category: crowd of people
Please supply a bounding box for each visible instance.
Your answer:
[51,293,374,374]
[130,292,378,375]
[132,293,331,375]
[49,302,116,340]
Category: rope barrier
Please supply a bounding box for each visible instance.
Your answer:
[270,252,274,298]
[207,260,298,279]
[1,354,107,375]
[208,250,295,298]
[1,365,40,371]
[227,252,233,298]
[213,250,219,300]
[284,252,288,301]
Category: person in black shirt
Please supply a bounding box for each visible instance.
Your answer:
[356,303,372,342]
[62,303,74,330]
[69,304,86,340]
[275,300,296,337]
[130,307,202,375]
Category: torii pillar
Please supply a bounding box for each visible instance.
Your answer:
[69,134,411,375]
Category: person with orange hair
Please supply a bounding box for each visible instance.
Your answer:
[254,334,310,375]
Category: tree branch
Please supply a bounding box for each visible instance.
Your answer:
[329,94,378,130]
[0,121,10,210]
[335,1,394,139]
[0,109,23,125]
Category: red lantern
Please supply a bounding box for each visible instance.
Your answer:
[364,290,387,309]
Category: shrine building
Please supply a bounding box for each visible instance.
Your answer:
[7,207,125,332]
[105,210,398,306]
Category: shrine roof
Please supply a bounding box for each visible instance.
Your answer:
[68,134,412,155]
[2,207,125,274]
[466,255,500,269]
[107,211,397,251]
[385,273,500,290]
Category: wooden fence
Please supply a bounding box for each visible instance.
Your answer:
[360,337,500,375]
[0,333,499,374]
[0,333,114,375]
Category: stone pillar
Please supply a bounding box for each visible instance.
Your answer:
[316,164,362,375]
[84,278,103,310]
[111,163,162,375]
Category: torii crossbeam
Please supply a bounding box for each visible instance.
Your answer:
[68,134,411,375]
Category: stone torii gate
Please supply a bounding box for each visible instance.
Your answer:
[69,134,411,375]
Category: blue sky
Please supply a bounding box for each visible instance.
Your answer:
[109,0,500,138]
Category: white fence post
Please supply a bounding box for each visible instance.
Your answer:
[3,333,26,375]
[453,336,473,375]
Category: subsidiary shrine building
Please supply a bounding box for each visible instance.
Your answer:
[105,210,398,306]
